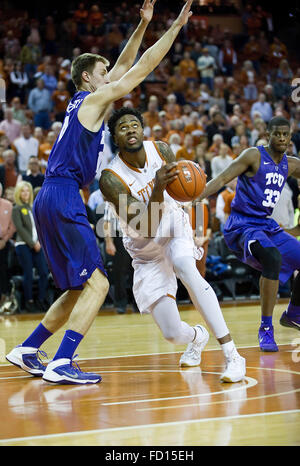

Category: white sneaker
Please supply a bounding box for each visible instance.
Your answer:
[42,356,102,385]
[180,325,209,367]
[220,350,246,383]
[6,345,47,376]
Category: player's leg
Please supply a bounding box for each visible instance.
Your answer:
[6,289,81,376]
[43,269,109,385]
[151,295,209,366]
[281,271,300,330]
[43,268,109,384]
[250,241,282,351]
[171,254,245,382]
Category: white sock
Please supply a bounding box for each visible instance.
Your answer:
[221,340,239,359]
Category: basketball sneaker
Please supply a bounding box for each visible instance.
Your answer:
[258,326,278,352]
[280,311,300,331]
[179,325,209,367]
[42,355,102,385]
[6,345,47,376]
[220,350,246,383]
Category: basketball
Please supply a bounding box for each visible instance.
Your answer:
[166,160,206,202]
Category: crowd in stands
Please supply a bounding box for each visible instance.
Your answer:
[0,1,300,313]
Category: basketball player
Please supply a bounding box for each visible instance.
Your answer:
[197,116,300,352]
[99,107,246,383]
[6,0,195,385]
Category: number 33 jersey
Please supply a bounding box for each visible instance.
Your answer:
[230,145,288,218]
[46,91,105,188]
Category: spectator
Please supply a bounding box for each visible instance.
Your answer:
[157,110,171,138]
[40,64,58,95]
[163,94,182,120]
[149,124,166,142]
[197,48,217,91]
[184,111,204,145]
[0,149,21,190]
[73,2,89,35]
[0,182,16,307]
[166,66,187,105]
[169,133,182,155]
[52,80,71,122]
[0,108,21,144]
[243,35,262,74]
[38,131,56,170]
[22,156,45,189]
[12,181,48,313]
[206,111,230,145]
[250,93,273,123]
[219,39,237,77]
[12,124,39,175]
[142,95,160,130]
[178,51,198,82]
[211,143,233,179]
[9,62,29,104]
[250,118,267,145]
[28,78,52,129]
[231,123,248,147]
[88,4,103,35]
[216,178,237,231]
[51,121,62,139]
[3,30,21,61]
[176,133,195,161]
[203,36,219,64]
[11,97,28,125]
[0,133,10,164]
[277,59,293,81]
[273,77,291,102]
[19,38,42,81]
[240,60,257,101]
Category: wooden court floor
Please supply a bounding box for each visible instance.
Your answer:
[0,300,299,446]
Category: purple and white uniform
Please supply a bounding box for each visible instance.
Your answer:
[33,91,107,291]
[224,145,300,283]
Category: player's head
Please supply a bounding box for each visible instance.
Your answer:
[108,107,144,153]
[71,53,110,91]
[267,116,291,153]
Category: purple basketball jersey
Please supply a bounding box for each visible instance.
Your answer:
[231,146,289,218]
[46,91,105,188]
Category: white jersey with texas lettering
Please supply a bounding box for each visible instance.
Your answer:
[106,141,194,257]
[105,141,202,313]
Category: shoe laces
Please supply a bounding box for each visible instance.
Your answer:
[186,344,201,359]
[70,354,82,372]
[36,349,48,365]
[261,327,275,341]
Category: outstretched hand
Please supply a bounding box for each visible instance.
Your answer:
[140,0,157,24]
[175,0,193,27]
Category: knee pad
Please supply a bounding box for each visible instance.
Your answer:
[250,241,282,280]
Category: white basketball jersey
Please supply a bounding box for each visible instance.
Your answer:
[105,141,192,261]
[106,141,176,205]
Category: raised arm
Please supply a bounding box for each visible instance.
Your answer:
[86,0,193,121]
[198,147,260,201]
[108,0,157,82]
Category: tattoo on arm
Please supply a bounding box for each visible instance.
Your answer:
[99,170,144,222]
[156,141,176,163]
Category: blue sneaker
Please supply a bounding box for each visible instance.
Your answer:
[6,345,47,376]
[280,311,300,331]
[42,355,102,385]
[258,326,278,352]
